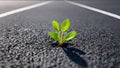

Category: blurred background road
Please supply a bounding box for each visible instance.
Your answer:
[0,0,120,68]
[0,1,42,14]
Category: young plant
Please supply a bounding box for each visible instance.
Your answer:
[48,18,77,46]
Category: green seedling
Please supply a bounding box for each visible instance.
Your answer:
[48,18,77,46]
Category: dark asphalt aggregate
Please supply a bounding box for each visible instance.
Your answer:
[0,1,120,68]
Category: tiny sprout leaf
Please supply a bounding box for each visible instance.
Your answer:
[49,18,77,46]
[52,20,59,31]
[64,31,77,41]
[61,18,70,32]
[48,32,58,41]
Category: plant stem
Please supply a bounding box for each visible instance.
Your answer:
[59,31,63,46]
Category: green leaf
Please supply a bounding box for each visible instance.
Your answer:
[61,18,70,32]
[64,31,77,41]
[48,32,58,41]
[52,20,59,31]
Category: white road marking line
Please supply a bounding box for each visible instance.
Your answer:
[0,1,53,18]
[66,1,120,20]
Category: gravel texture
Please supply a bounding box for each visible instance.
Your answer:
[0,1,120,68]
[0,23,120,68]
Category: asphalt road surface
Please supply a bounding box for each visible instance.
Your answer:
[0,0,120,68]
[0,1,43,14]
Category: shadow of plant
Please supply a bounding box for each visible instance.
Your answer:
[62,43,88,67]
[50,42,88,67]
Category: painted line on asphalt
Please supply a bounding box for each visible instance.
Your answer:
[0,1,53,18]
[66,1,120,20]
